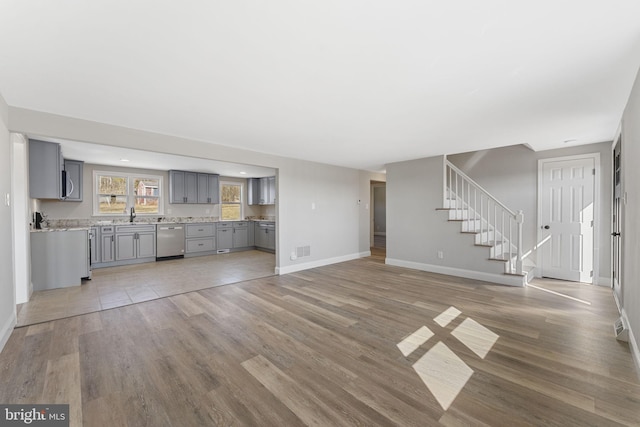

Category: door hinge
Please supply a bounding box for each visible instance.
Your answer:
[590,270,594,277]
[591,220,594,227]
[592,168,596,175]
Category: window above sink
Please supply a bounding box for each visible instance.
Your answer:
[93,171,163,216]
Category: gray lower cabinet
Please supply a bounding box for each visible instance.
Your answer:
[90,227,100,264]
[100,227,115,263]
[233,222,249,248]
[185,223,216,255]
[217,227,233,250]
[31,230,90,290]
[255,221,276,251]
[255,222,276,251]
[115,225,156,261]
[63,159,83,202]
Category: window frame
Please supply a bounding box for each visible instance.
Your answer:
[93,170,164,216]
[220,181,243,221]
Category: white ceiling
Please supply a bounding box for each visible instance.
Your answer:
[2,1,640,171]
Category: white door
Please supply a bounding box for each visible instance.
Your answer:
[612,137,623,302]
[540,157,595,282]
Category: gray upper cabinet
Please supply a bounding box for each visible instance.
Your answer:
[197,173,220,204]
[169,170,197,204]
[29,139,64,200]
[248,176,276,205]
[171,170,218,204]
[266,176,276,204]
[247,178,259,205]
[63,159,83,202]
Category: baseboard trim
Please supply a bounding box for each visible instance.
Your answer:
[385,258,525,287]
[0,311,17,354]
[596,276,612,287]
[277,251,370,275]
[621,309,640,379]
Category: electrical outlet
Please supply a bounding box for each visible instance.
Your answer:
[311,202,316,210]
[4,193,9,207]
[437,251,444,259]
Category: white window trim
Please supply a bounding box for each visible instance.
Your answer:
[93,170,164,216]
[220,181,243,221]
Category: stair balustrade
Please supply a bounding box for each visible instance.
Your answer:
[443,158,524,275]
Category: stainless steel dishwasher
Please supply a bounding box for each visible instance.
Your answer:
[156,223,185,259]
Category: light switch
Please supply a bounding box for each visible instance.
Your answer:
[311,202,316,210]
[4,193,9,207]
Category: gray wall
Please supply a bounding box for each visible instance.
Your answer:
[0,92,16,352]
[9,108,378,276]
[39,163,266,221]
[386,156,507,277]
[620,66,640,368]
[448,142,612,282]
[373,185,386,234]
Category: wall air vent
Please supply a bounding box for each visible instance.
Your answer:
[296,246,311,258]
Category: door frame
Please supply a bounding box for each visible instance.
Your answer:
[370,181,386,249]
[536,152,601,284]
[611,126,623,309]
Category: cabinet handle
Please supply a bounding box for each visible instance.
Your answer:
[198,229,204,232]
[111,235,114,242]
[198,243,204,246]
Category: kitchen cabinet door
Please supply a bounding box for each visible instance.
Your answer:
[266,226,276,250]
[259,178,269,204]
[196,174,220,204]
[137,232,157,258]
[207,174,219,204]
[115,233,137,261]
[217,228,233,250]
[170,170,197,204]
[101,234,115,263]
[247,178,259,205]
[90,227,100,264]
[169,170,186,204]
[29,139,64,200]
[185,172,198,203]
[267,176,276,204]
[63,159,83,202]
[197,173,209,204]
[233,227,248,248]
[255,223,268,248]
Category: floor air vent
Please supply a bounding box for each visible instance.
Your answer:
[614,317,629,342]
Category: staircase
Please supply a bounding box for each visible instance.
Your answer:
[439,159,531,286]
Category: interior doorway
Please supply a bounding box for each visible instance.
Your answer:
[370,181,386,251]
[612,134,623,306]
[538,154,600,283]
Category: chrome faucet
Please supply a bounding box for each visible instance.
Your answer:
[130,207,136,222]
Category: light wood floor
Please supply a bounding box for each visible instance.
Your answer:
[17,250,275,327]
[2,255,639,426]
